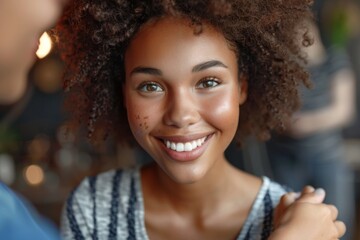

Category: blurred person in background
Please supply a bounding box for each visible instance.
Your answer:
[266,18,356,240]
[0,0,66,239]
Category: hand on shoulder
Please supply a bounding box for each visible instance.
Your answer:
[270,186,346,240]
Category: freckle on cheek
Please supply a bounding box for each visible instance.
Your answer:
[144,121,149,130]
[133,114,151,135]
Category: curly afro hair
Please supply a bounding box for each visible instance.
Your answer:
[56,0,313,146]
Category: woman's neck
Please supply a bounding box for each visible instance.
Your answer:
[142,158,247,217]
[141,158,262,240]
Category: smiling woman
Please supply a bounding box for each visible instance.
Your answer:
[124,18,244,184]
[57,1,346,239]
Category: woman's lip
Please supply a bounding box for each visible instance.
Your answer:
[159,134,213,162]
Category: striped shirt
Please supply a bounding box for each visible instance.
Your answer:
[61,168,287,240]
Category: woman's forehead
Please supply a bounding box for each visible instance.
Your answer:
[124,17,238,75]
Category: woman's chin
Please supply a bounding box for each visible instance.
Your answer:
[160,165,208,185]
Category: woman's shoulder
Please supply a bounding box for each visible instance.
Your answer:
[62,167,141,220]
[243,176,288,225]
[261,176,289,203]
[237,177,288,240]
[71,167,140,200]
[239,173,288,206]
[61,167,143,239]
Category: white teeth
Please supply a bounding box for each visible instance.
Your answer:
[177,143,184,152]
[164,137,207,152]
[184,142,192,151]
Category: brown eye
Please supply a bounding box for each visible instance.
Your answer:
[138,82,163,92]
[197,77,220,89]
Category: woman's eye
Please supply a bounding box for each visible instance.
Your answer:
[138,82,163,92]
[197,78,220,89]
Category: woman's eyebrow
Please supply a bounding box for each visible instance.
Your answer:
[192,60,228,72]
[130,66,162,76]
[130,60,227,76]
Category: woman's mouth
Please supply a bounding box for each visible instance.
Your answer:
[158,134,213,162]
[163,136,206,152]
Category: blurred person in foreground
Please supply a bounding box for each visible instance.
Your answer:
[0,0,66,239]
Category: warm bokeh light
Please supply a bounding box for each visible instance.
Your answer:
[36,32,52,59]
[24,164,45,186]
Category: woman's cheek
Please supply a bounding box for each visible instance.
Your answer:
[127,101,158,138]
[128,113,147,139]
[203,93,240,133]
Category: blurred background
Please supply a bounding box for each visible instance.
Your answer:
[0,0,360,239]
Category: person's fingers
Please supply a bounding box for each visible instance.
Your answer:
[280,192,298,207]
[335,220,346,238]
[297,188,326,204]
[301,185,315,194]
[274,192,302,228]
[327,204,339,221]
[325,205,345,238]
[274,192,297,225]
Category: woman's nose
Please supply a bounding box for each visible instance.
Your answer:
[163,89,200,128]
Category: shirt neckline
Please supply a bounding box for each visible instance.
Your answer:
[133,168,269,240]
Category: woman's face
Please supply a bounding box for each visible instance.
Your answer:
[0,0,65,76]
[124,17,247,183]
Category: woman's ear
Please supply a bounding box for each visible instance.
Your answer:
[239,76,248,105]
